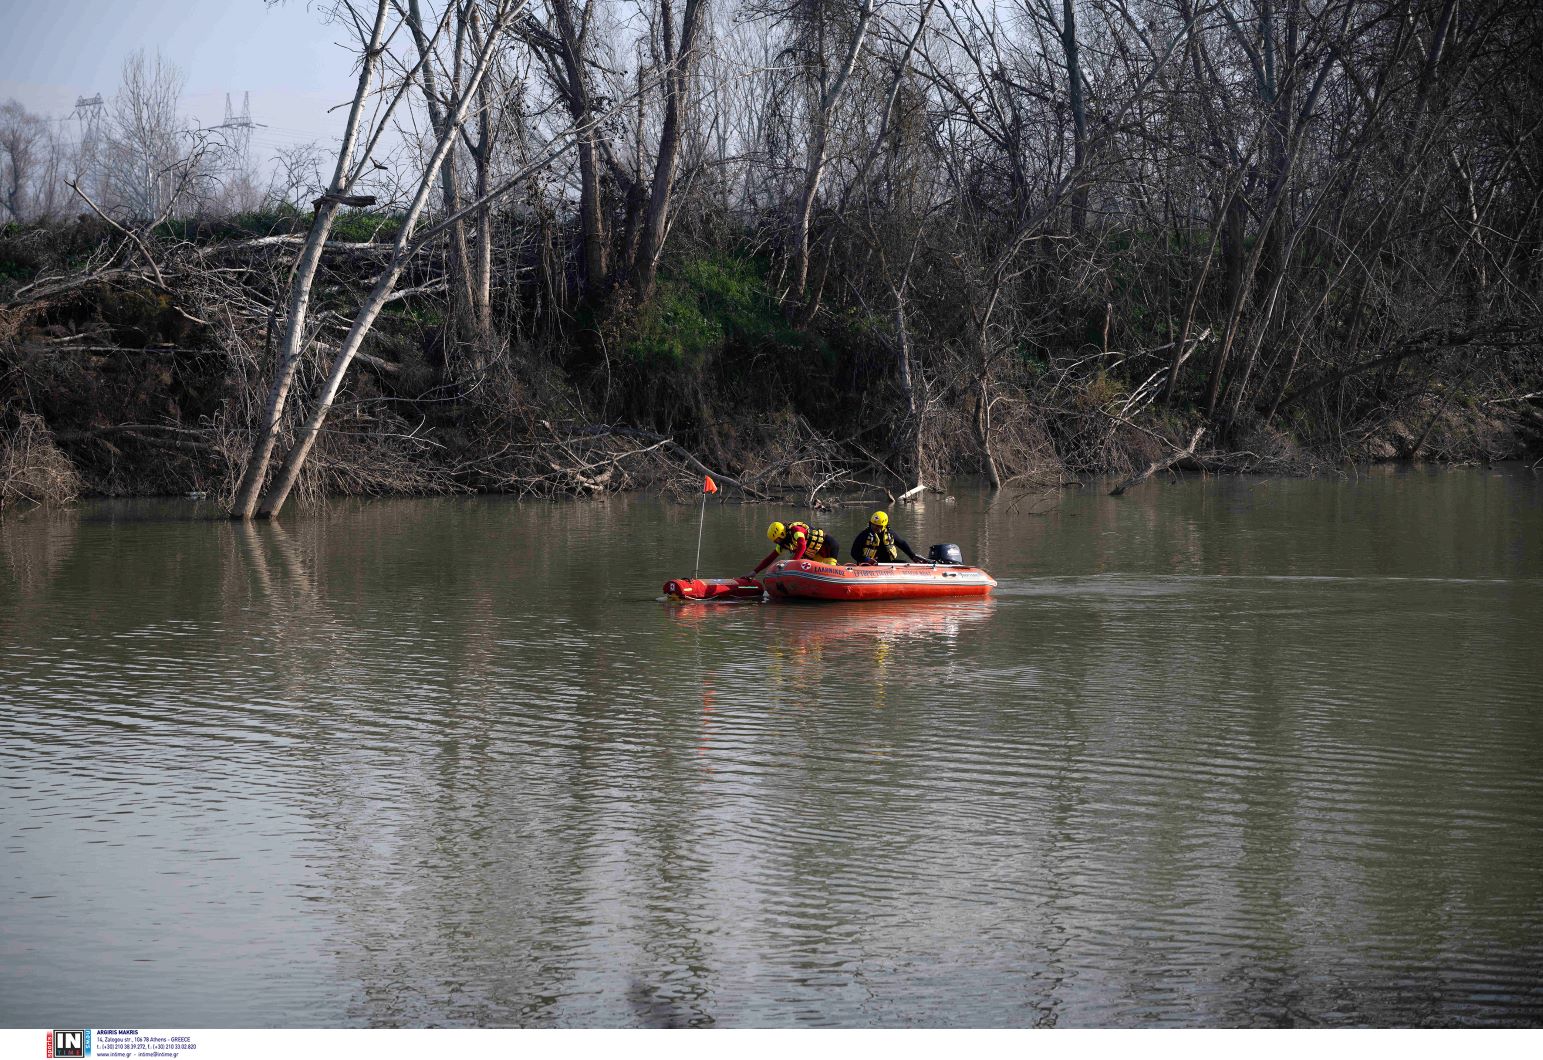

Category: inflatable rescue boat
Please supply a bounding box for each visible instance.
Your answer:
[665,544,994,603]
[759,557,996,601]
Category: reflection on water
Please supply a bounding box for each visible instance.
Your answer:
[2,469,1542,1027]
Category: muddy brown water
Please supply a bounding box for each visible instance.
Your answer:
[2,466,1541,1026]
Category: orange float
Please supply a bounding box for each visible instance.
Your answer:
[663,576,765,602]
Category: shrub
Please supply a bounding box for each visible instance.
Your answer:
[0,412,82,512]
[624,253,805,367]
[625,278,722,366]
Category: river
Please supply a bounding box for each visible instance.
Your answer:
[2,466,1541,1027]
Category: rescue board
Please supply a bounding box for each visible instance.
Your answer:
[663,576,765,602]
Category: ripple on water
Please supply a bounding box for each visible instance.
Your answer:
[4,478,1543,1026]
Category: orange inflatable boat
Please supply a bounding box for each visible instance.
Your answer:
[758,558,996,601]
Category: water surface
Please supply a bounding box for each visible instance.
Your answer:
[2,467,1541,1026]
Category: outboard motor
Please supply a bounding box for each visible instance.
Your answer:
[928,543,964,565]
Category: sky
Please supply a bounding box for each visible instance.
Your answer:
[0,0,361,157]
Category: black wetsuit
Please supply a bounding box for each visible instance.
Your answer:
[850,526,923,564]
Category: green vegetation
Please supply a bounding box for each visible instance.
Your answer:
[625,277,723,366]
[624,253,806,366]
[329,209,404,243]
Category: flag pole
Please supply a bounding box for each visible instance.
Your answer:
[692,476,719,579]
[693,488,707,579]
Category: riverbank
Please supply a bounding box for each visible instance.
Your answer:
[3,218,1541,514]
[3,341,1536,514]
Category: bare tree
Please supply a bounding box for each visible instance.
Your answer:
[0,100,47,222]
[775,0,875,314]
[632,0,710,299]
[267,142,328,210]
[102,51,195,220]
[231,0,401,520]
[527,0,619,293]
[253,0,540,518]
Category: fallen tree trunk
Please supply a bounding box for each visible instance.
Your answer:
[554,422,768,499]
[1110,427,1206,496]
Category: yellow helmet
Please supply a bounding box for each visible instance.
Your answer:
[767,521,786,543]
[870,510,889,528]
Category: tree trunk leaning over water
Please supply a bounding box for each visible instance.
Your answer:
[255,0,528,519]
[251,2,670,517]
[230,0,394,520]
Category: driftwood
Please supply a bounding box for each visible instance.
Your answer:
[1110,427,1206,496]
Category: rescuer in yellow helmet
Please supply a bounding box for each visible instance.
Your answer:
[851,509,924,564]
[750,519,839,576]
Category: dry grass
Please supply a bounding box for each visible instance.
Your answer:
[0,412,83,513]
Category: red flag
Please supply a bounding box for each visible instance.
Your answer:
[703,475,719,494]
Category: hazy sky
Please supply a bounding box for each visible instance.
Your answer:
[0,1,360,153]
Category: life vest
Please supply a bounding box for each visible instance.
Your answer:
[780,522,833,557]
[858,526,898,561]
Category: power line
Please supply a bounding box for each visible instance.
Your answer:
[211,91,266,167]
[71,93,105,139]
